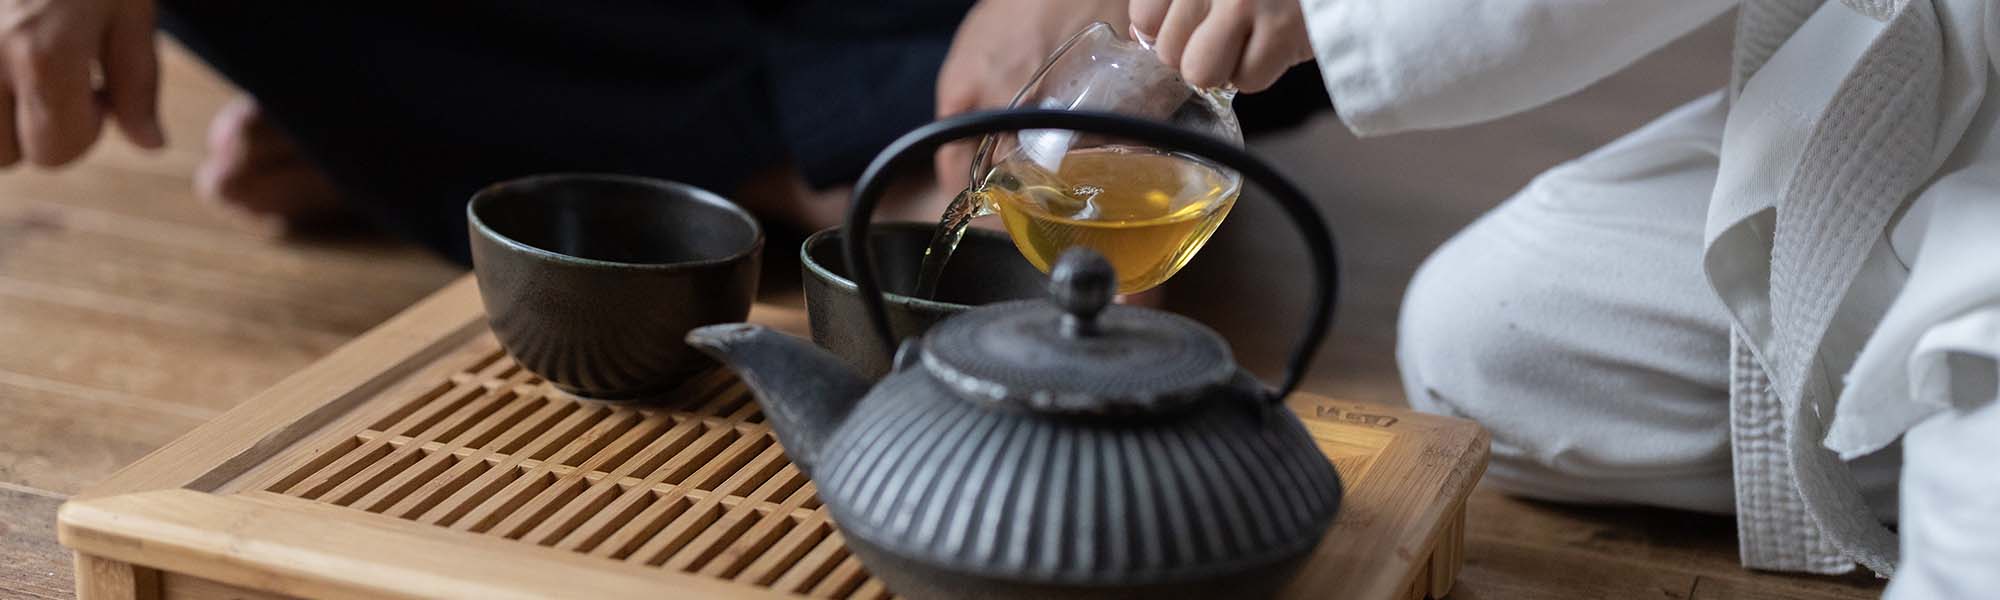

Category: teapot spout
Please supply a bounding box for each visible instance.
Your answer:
[686,324,870,474]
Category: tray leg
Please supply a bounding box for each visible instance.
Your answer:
[1402,563,1432,600]
[75,552,161,600]
[1426,505,1467,599]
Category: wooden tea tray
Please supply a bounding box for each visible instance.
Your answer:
[58,276,1488,600]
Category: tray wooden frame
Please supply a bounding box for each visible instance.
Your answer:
[59,275,1488,600]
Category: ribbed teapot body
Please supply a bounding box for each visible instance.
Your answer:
[812,371,1341,591]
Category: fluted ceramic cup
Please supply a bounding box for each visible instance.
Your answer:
[468,174,762,400]
[800,223,1046,378]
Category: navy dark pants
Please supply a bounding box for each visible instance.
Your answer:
[159,3,1326,264]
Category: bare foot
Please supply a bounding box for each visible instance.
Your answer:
[732,165,852,232]
[195,96,354,228]
[734,164,997,233]
[1117,289,1166,308]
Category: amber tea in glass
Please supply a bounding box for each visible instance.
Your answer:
[982,145,1239,293]
[913,22,1244,298]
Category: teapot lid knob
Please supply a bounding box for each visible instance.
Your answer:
[916,245,1236,415]
[1050,249,1114,337]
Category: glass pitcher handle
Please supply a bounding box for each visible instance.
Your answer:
[842,109,1338,403]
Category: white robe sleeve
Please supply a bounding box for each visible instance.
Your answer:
[1906,310,2000,411]
[1303,0,1739,136]
[1830,166,2000,459]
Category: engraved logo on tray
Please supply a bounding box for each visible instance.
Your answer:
[1314,405,1398,428]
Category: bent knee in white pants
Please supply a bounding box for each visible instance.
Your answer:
[1395,156,1905,515]
[1884,400,2000,599]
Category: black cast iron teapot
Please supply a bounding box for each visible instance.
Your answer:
[686,110,1341,599]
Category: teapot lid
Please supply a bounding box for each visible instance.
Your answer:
[918,248,1236,414]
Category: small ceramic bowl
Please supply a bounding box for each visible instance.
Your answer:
[801,222,1046,377]
[468,173,762,400]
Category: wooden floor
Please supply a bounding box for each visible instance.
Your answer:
[0,29,1884,600]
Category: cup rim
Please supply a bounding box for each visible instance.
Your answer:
[467,173,764,271]
[801,222,1024,312]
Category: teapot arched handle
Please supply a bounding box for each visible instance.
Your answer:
[843,109,1338,403]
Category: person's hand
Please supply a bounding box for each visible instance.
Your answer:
[1129,0,1312,93]
[0,0,163,168]
[932,0,1129,194]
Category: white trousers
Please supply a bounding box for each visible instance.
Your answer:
[1395,101,2000,590]
[1887,400,2000,597]
[1398,128,1896,517]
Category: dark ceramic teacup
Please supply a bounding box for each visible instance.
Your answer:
[802,222,1046,377]
[468,174,762,400]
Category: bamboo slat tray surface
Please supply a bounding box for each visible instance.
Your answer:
[57,276,1488,600]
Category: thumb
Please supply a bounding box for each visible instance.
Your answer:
[101,2,164,149]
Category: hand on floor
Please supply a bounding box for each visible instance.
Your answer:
[0,0,165,167]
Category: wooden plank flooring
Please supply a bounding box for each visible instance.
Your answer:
[0,28,1884,599]
[0,42,464,598]
[0,485,69,600]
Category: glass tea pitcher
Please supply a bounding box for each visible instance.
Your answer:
[921,22,1245,296]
